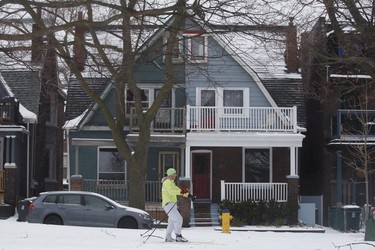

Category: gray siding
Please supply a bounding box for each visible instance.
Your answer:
[185,36,271,107]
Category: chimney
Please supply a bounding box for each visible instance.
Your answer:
[31,8,43,65]
[285,17,298,73]
[73,11,86,72]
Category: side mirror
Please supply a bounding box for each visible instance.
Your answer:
[105,204,115,210]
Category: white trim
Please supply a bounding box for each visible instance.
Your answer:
[187,132,304,148]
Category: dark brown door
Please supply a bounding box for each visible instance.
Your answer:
[192,152,211,199]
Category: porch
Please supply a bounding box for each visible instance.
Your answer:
[82,179,288,203]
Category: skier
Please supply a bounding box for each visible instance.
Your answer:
[161,168,196,242]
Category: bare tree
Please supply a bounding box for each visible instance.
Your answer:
[0,0,314,209]
[336,80,375,222]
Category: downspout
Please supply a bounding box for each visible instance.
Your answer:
[26,122,30,197]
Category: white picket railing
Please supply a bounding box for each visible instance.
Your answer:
[83,179,288,203]
[187,106,297,132]
[220,180,288,202]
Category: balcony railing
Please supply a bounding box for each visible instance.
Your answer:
[220,180,288,202]
[187,106,297,132]
[128,106,298,133]
[331,109,375,139]
[129,107,185,133]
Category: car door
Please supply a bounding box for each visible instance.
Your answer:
[56,194,85,226]
[83,194,116,227]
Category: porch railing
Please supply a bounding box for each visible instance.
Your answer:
[83,179,288,203]
[0,170,4,192]
[83,179,161,203]
[187,106,297,132]
[220,180,288,202]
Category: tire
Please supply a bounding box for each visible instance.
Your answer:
[118,217,138,229]
[44,215,63,225]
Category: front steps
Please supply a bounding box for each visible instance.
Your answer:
[190,202,220,227]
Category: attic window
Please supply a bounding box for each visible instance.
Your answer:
[163,35,183,63]
[188,35,207,62]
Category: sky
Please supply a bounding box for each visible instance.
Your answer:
[0,214,374,250]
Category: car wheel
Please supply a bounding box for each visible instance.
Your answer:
[118,217,138,229]
[44,215,63,225]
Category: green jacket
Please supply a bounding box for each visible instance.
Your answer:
[161,177,188,207]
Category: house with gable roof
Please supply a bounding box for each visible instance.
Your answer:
[301,17,375,226]
[64,13,306,224]
[0,14,65,214]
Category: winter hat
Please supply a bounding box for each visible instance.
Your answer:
[166,168,176,176]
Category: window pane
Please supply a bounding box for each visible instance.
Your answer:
[224,90,243,107]
[62,195,81,205]
[191,37,205,60]
[126,89,149,114]
[244,149,270,182]
[99,148,125,180]
[85,195,108,209]
[201,90,215,106]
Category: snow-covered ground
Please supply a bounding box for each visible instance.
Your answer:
[0,215,374,250]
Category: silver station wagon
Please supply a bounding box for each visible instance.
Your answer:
[27,191,153,229]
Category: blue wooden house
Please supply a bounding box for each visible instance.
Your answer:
[64,14,305,220]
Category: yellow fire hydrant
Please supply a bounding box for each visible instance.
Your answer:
[219,209,233,234]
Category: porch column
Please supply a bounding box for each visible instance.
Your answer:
[185,146,191,178]
[287,175,299,225]
[74,146,79,175]
[289,146,297,176]
[179,177,191,227]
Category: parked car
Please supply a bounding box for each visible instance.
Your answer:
[27,191,153,229]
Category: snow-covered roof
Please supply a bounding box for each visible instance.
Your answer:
[217,31,300,80]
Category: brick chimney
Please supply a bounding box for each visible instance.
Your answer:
[285,17,298,73]
[73,11,86,72]
[31,8,43,65]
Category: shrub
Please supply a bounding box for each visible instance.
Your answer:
[219,200,290,226]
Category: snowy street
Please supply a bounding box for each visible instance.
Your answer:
[0,215,374,250]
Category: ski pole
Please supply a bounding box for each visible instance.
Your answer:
[141,199,180,243]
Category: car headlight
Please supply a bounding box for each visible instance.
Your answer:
[139,213,152,221]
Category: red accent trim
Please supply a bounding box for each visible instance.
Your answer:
[182,30,206,35]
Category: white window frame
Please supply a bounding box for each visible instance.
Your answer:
[125,86,176,116]
[185,34,208,63]
[197,87,249,117]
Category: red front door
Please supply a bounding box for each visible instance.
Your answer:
[192,152,211,199]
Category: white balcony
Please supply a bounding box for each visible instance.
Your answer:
[129,106,298,134]
[187,106,297,133]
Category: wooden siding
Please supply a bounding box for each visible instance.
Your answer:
[185,36,271,107]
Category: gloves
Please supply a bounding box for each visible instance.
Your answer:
[188,193,196,201]
[180,188,189,195]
